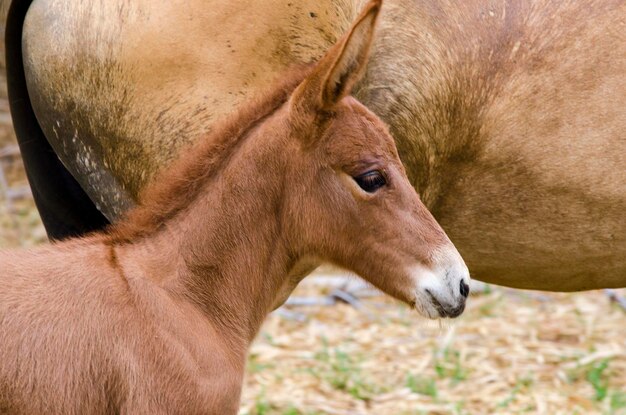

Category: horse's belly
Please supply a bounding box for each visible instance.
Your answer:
[437,160,626,290]
[438,63,626,290]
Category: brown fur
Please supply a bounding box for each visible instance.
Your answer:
[1,3,469,413]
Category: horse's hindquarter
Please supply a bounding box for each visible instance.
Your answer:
[23,0,358,220]
[429,1,626,290]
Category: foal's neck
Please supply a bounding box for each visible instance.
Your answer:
[116,110,306,352]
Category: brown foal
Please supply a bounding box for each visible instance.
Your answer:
[0,2,469,413]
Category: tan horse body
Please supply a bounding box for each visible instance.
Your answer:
[1,4,470,412]
[22,0,626,290]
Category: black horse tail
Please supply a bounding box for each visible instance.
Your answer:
[5,0,110,240]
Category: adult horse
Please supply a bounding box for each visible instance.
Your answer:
[6,0,626,291]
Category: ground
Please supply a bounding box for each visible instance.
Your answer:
[240,281,626,414]
[0,7,624,414]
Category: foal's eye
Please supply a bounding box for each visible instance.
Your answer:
[354,170,387,193]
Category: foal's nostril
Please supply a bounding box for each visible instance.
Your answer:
[460,280,470,298]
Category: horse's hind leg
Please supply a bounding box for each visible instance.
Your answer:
[6,0,110,239]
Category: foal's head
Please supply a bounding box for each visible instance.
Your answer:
[282,0,470,318]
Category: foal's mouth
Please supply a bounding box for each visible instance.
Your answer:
[425,289,466,318]
[407,255,470,319]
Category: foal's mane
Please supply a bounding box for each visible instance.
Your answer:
[107,67,310,243]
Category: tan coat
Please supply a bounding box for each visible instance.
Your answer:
[22,0,626,290]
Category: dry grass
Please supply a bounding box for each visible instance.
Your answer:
[0,10,624,414]
[241,281,626,415]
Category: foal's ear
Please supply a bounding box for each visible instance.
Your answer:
[292,0,381,112]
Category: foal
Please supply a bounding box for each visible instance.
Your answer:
[0,1,469,413]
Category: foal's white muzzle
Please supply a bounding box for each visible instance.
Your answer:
[411,248,471,319]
